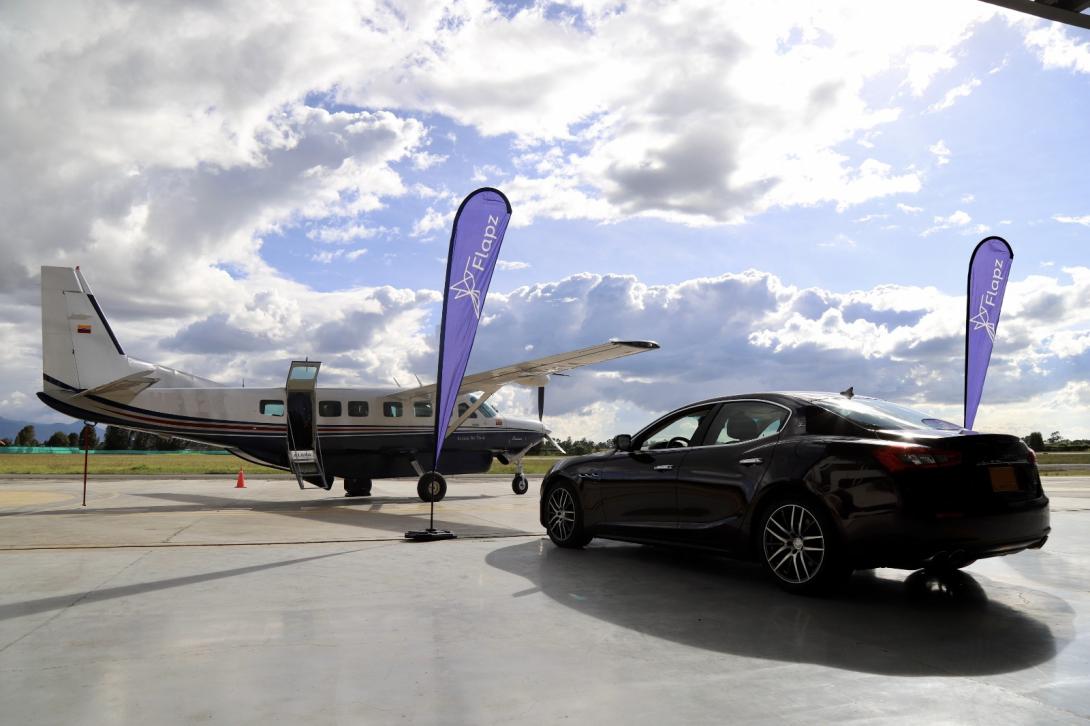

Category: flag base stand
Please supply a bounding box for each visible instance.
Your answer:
[405,471,456,542]
[404,528,457,542]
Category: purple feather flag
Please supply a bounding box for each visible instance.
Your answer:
[432,188,512,469]
[965,236,1013,430]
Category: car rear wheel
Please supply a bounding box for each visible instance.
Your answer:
[759,497,848,595]
[545,482,591,548]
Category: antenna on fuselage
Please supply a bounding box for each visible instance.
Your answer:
[392,377,402,388]
[414,373,423,387]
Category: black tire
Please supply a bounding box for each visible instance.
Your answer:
[512,473,529,495]
[544,482,591,548]
[757,495,849,595]
[344,477,372,497]
[417,471,447,502]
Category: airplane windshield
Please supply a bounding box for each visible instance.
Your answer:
[468,394,498,418]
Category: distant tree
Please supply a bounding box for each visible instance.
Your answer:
[1024,432,1045,450]
[45,431,70,447]
[1047,431,1064,445]
[67,432,79,447]
[102,425,132,450]
[81,425,99,450]
[14,425,37,447]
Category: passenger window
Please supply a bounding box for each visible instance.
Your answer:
[348,401,369,417]
[260,400,284,417]
[457,402,478,419]
[383,401,403,418]
[638,407,713,450]
[414,401,433,417]
[709,402,790,444]
[318,401,342,417]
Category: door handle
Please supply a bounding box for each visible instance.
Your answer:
[653,464,675,471]
[739,458,763,466]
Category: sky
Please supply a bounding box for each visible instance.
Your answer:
[2,0,1089,441]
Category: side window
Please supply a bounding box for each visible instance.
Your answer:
[457,402,477,419]
[637,406,713,450]
[383,401,403,418]
[348,401,369,417]
[708,402,790,445]
[413,401,433,417]
[318,401,342,417]
[260,400,284,417]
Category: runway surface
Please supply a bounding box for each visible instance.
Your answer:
[1,475,1088,724]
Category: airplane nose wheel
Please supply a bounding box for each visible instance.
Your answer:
[511,473,529,495]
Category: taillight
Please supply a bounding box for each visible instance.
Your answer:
[874,446,962,472]
[1027,448,1037,465]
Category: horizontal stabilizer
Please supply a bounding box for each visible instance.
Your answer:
[72,369,160,403]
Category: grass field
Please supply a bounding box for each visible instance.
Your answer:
[0,452,1083,477]
[0,452,567,476]
[0,453,283,476]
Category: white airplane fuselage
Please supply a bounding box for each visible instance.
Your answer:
[40,378,545,481]
[37,265,547,487]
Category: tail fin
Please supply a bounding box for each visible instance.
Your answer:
[41,266,132,392]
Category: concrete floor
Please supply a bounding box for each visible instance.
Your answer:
[1,475,1088,725]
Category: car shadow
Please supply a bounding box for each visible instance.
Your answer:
[486,540,1075,677]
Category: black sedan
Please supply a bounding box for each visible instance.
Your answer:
[539,392,1050,594]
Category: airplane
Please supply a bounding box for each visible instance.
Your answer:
[36,266,659,501]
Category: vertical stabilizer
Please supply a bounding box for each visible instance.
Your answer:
[41,266,131,391]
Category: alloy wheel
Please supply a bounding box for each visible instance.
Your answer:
[547,487,576,542]
[762,503,825,584]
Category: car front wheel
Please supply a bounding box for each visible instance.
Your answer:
[758,497,848,595]
[544,482,591,548]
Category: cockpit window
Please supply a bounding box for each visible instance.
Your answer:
[814,397,961,431]
[467,394,498,418]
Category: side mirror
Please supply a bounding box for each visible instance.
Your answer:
[613,434,633,452]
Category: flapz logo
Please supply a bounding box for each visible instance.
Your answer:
[448,214,501,320]
[969,258,1005,342]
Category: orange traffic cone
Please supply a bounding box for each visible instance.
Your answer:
[235,469,246,488]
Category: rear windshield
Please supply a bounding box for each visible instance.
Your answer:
[814,397,961,431]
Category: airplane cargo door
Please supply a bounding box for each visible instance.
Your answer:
[285,361,329,489]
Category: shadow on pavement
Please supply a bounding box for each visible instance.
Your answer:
[0,550,356,622]
[486,539,1075,677]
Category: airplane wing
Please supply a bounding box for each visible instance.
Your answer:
[387,340,659,399]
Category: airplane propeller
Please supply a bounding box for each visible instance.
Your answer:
[535,383,566,454]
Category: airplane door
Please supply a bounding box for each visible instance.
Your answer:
[285,361,329,489]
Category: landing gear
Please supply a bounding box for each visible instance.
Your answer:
[417,471,447,502]
[344,477,372,497]
[510,452,530,495]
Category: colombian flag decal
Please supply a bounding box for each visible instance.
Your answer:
[77,324,92,334]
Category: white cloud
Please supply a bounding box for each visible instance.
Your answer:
[308,224,389,244]
[921,209,972,236]
[818,234,857,249]
[961,193,975,204]
[928,77,982,112]
[497,260,531,271]
[1025,23,1090,74]
[470,266,1090,439]
[1054,214,1090,226]
[929,139,952,165]
[897,203,923,214]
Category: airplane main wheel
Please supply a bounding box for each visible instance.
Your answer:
[344,477,372,497]
[417,471,447,502]
[511,473,529,495]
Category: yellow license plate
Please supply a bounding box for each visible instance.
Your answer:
[989,466,1019,492]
